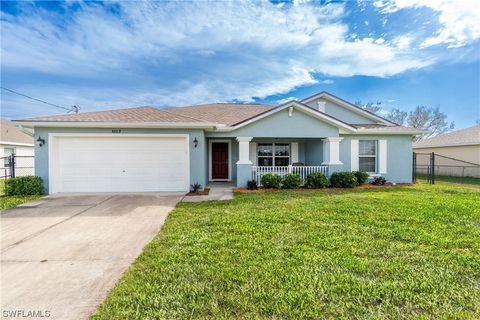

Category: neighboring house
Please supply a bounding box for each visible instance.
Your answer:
[0,118,35,178]
[413,125,480,178]
[15,92,422,194]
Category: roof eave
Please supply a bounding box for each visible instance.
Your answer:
[301,91,396,126]
[13,121,220,129]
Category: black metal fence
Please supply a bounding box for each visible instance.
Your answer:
[413,152,480,184]
[0,155,35,179]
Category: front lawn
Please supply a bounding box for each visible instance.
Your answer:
[94,183,480,319]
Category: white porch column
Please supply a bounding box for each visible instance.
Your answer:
[236,137,253,164]
[236,137,253,187]
[322,137,344,165]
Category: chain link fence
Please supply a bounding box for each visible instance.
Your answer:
[1,155,35,178]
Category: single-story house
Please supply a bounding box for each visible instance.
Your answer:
[15,92,422,194]
[1,118,35,177]
[413,125,480,177]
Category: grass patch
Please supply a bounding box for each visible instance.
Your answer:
[94,183,480,319]
[417,174,480,188]
[0,178,41,211]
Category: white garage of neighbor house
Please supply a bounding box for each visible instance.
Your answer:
[15,91,422,194]
[1,118,35,178]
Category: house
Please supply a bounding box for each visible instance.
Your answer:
[413,125,480,178]
[1,118,35,177]
[15,92,422,194]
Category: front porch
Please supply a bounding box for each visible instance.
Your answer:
[252,165,328,186]
[208,136,345,187]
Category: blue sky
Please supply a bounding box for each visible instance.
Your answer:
[1,0,479,129]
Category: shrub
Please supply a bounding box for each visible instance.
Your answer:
[353,171,369,185]
[282,174,301,189]
[5,176,44,196]
[190,182,202,193]
[247,179,258,190]
[305,172,330,188]
[261,174,281,189]
[372,176,387,185]
[330,172,357,188]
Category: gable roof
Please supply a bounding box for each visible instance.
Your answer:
[164,103,273,126]
[14,91,422,135]
[1,118,34,146]
[215,100,357,133]
[301,91,396,125]
[413,125,480,148]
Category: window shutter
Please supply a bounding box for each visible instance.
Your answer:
[379,140,387,174]
[249,142,257,166]
[351,140,359,171]
[291,142,299,164]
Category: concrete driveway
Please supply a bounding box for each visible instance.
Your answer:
[0,193,182,319]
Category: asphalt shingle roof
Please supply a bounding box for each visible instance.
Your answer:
[1,118,34,145]
[413,125,480,148]
[17,104,273,126]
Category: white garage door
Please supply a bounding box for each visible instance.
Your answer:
[50,135,189,193]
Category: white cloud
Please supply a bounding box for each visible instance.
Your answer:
[374,0,480,48]
[0,1,442,115]
[319,79,334,84]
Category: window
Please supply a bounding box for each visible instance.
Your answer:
[4,147,14,167]
[257,143,290,166]
[359,140,376,173]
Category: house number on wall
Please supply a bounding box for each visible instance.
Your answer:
[112,129,122,133]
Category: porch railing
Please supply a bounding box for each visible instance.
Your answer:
[252,165,328,186]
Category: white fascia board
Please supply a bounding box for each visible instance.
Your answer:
[0,141,35,147]
[210,101,357,133]
[413,142,480,148]
[13,121,219,129]
[301,92,393,125]
[354,129,425,135]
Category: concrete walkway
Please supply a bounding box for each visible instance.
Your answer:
[0,193,182,320]
[182,182,234,202]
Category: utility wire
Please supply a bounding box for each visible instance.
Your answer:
[1,86,79,113]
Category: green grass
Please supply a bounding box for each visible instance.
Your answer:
[417,174,480,187]
[0,179,41,211]
[94,183,480,319]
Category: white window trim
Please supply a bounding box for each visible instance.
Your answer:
[257,143,291,167]
[209,139,232,182]
[358,140,377,174]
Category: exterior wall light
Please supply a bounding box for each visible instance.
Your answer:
[193,137,198,148]
[36,136,45,147]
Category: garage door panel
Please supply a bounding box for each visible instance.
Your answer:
[52,136,189,193]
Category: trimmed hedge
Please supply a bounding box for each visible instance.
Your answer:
[5,176,44,196]
[330,172,358,188]
[305,172,330,188]
[282,174,301,189]
[372,176,387,185]
[353,171,369,185]
[247,179,258,190]
[261,174,281,189]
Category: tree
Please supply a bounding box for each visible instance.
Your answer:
[386,108,408,125]
[407,106,455,139]
[355,101,383,114]
[355,99,454,140]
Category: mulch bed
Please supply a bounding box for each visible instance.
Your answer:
[186,188,210,196]
[234,183,413,193]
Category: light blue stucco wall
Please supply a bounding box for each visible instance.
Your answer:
[304,139,324,165]
[339,135,413,183]
[305,98,376,124]
[34,127,207,193]
[205,108,339,138]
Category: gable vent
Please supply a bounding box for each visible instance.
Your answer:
[317,100,326,112]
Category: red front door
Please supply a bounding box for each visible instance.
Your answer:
[212,142,229,180]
